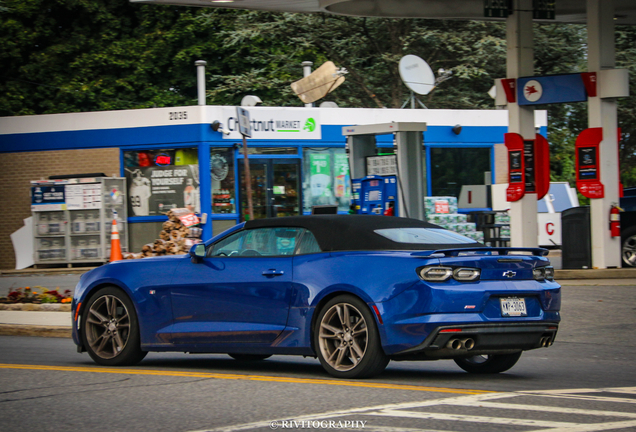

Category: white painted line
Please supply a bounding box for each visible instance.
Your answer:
[189,387,636,432]
[524,393,636,405]
[521,388,602,394]
[536,419,636,432]
[187,394,505,432]
[521,386,636,395]
[367,409,577,428]
[340,427,447,432]
[445,400,636,418]
[598,387,636,395]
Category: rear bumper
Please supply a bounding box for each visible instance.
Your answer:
[390,322,559,360]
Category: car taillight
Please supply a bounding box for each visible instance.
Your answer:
[533,266,555,281]
[453,268,481,281]
[419,266,480,282]
[544,266,555,281]
[419,266,452,282]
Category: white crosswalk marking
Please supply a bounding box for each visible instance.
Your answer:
[193,386,636,432]
[442,399,636,418]
[368,409,578,428]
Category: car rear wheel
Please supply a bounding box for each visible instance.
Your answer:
[81,286,147,366]
[454,352,522,374]
[228,354,272,361]
[621,226,636,267]
[314,295,389,379]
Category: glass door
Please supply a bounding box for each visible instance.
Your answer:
[271,162,300,218]
[238,159,301,220]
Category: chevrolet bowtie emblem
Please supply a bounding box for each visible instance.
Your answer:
[503,271,517,278]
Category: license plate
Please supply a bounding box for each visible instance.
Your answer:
[500,297,527,317]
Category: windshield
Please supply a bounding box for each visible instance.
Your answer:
[374,228,478,245]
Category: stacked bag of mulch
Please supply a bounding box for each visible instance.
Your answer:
[123,209,202,259]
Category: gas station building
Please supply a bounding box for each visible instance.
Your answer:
[0,106,549,269]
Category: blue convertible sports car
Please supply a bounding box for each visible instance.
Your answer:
[72,215,561,378]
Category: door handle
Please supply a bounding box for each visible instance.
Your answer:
[262,269,285,276]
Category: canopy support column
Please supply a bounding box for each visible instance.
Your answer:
[507,0,538,247]
[588,0,621,268]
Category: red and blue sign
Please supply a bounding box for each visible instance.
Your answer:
[517,73,589,105]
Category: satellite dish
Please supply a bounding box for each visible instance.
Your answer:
[399,55,435,96]
[290,61,347,104]
[241,95,262,107]
[319,101,339,108]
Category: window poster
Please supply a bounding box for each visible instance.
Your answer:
[126,164,200,216]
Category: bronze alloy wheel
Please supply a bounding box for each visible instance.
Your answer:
[622,232,636,266]
[318,302,369,372]
[85,294,131,360]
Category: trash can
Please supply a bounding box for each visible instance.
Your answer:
[561,206,591,269]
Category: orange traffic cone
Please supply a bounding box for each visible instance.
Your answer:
[109,218,123,262]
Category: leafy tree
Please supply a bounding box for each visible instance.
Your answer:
[0,0,242,115]
[616,26,636,187]
[2,3,634,192]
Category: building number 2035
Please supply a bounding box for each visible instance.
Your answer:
[169,111,188,121]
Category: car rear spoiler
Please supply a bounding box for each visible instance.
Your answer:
[411,247,549,257]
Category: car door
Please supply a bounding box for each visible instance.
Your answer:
[170,227,302,345]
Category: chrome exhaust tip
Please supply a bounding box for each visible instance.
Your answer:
[540,336,552,347]
[462,338,475,350]
[446,339,462,350]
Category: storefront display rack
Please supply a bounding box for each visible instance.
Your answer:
[31,177,128,266]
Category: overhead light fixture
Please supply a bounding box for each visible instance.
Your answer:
[211,120,230,135]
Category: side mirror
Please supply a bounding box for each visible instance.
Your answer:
[190,243,206,263]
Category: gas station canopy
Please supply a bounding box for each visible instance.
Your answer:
[131,0,636,25]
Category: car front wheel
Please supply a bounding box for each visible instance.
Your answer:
[81,286,147,366]
[454,352,522,374]
[314,295,389,379]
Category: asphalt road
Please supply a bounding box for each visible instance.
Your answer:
[1,284,635,431]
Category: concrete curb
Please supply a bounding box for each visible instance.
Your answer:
[555,268,636,279]
[0,324,71,338]
[0,267,95,276]
[0,304,72,312]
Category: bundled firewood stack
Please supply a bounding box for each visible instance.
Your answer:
[123,209,202,259]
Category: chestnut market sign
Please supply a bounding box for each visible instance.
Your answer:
[221,107,321,140]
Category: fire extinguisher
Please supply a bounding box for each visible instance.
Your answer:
[384,202,395,216]
[610,204,622,237]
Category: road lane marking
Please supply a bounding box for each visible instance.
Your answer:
[444,400,636,418]
[189,387,636,432]
[520,393,636,404]
[537,420,636,432]
[0,363,492,395]
[368,409,577,428]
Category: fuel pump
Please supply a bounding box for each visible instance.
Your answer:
[352,175,398,216]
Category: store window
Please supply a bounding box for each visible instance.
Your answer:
[429,147,491,197]
[302,148,351,213]
[211,148,236,214]
[124,148,199,216]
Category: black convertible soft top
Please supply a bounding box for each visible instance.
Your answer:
[244,215,480,252]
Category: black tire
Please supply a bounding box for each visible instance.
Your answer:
[228,354,272,361]
[313,295,389,379]
[454,352,522,374]
[622,226,636,267]
[81,286,147,366]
